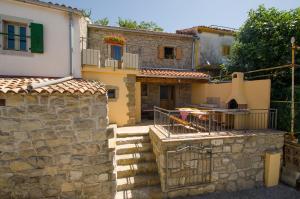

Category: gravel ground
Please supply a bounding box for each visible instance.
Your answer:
[179,184,300,199]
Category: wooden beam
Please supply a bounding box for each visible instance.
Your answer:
[136,77,208,84]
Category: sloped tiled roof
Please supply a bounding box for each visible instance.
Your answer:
[138,68,210,79]
[88,24,194,39]
[14,0,82,15]
[0,77,106,95]
[176,25,236,36]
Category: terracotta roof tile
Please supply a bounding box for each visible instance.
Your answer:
[138,69,209,79]
[0,77,106,95]
[176,25,237,36]
[14,0,82,15]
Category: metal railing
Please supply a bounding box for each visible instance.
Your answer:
[166,145,212,191]
[154,106,278,138]
[80,37,140,70]
[0,32,30,52]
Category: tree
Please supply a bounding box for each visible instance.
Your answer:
[117,17,163,32]
[94,17,109,26]
[81,9,92,18]
[228,5,300,72]
[227,5,300,132]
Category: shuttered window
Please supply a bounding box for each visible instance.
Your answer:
[176,47,182,59]
[7,25,15,50]
[3,22,27,51]
[30,23,44,53]
[19,27,27,51]
[111,45,122,60]
[158,46,164,59]
[222,45,230,56]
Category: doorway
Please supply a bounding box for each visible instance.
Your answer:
[160,85,175,110]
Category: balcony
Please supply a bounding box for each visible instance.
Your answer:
[81,37,139,70]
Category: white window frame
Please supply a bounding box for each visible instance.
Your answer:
[0,14,32,55]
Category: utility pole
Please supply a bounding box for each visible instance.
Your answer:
[291,37,296,139]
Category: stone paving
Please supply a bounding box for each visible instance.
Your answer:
[182,184,300,199]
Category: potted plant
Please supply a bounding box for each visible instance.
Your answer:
[104,34,126,46]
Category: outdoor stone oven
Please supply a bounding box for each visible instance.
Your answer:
[226,72,248,109]
[0,78,115,199]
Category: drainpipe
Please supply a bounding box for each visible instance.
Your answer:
[68,12,73,76]
[192,34,200,71]
[27,76,74,91]
[192,38,195,70]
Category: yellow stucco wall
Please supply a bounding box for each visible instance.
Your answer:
[82,66,140,126]
[135,82,141,123]
[191,79,271,110]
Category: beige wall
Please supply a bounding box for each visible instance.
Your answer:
[0,0,86,78]
[192,79,271,110]
[82,66,140,126]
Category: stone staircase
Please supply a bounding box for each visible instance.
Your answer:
[114,126,163,199]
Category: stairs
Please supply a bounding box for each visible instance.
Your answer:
[115,126,163,199]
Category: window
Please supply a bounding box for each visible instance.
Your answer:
[19,26,27,51]
[164,47,174,59]
[111,45,122,60]
[107,89,116,99]
[141,84,148,97]
[3,22,28,51]
[0,99,6,106]
[222,45,231,56]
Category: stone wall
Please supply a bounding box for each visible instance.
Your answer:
[88,27,193,69]
[150,127,285,198]
[125,74,136,125]
[0,93,115,199]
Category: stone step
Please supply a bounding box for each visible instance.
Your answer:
[117,162,158,178]
[116,175,160,191]
[116,126,149,138]
[116,152,156,165]
[116,136,150,145]
[117,131,149,138]
[115,185,163,199]
[116,143,152,155]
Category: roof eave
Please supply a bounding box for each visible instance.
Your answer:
[14,0,83,16]
[88,24,194,39]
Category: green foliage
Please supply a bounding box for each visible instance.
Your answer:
[228,5,300,72]
[94,17,109,26]
[81,9,92,18]
[117,17,163,32]
[228,5,300,133]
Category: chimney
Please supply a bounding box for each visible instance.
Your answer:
[226,72,247,109]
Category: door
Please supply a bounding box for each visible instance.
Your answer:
[160,85,175,110]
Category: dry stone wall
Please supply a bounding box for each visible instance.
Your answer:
[0,93,115,199]
[150,127,285,198]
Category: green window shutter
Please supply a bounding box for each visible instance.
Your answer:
[30,23,44,53]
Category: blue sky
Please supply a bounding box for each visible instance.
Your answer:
[50,0,299,32]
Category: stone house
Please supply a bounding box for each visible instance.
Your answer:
[83,25,210,126]
[177,25,236,74]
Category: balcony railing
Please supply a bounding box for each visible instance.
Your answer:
[154,106,278,138]
[81,37,139,70]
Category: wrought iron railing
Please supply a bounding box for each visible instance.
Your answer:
[80,37,140,70]
[154,106,278,138]
[166,145,212,191]
[0,32,30,52]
